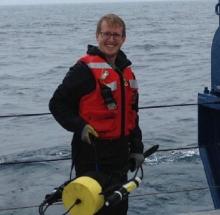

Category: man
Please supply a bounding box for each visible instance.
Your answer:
[49,13,144,215]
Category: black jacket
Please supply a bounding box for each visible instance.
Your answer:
[49,45,143,173]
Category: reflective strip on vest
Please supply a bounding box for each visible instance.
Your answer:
[129,80,138,89]
[87,62,112,69]
[105,81,117,91]
[79,54,137,139]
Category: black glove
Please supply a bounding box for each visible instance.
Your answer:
[129,132,144,154]
[129,153,145,172]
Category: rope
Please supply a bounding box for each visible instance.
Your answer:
[0,202,62,212]
[139,103,197,110]
[0,204,39,211]
[0,101,220,119]
[0,186,211,212]
[139,101,220,110]
[0,112,51,119]
[0,146,199,166]
[0,157,70,166]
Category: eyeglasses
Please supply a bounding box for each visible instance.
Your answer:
[100,31,123,40]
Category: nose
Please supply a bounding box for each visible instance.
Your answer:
[108,36,115,42]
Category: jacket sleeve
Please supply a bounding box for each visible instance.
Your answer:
[129,92,144,153]
[49,61,96,134]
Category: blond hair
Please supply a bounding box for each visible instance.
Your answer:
[96,13,126,37]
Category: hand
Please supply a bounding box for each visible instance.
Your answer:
[129,153,145,172]
[81,124,98,144]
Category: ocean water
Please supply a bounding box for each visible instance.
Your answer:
[0,0,218,214]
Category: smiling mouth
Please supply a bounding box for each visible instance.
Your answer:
[105,44,117,48]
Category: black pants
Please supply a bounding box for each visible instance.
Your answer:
[74,138,129,215]
[95,198,128,215]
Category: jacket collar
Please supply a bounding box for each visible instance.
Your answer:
[87,45,132,71]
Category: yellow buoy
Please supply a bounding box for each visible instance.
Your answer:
[62,176,104,215]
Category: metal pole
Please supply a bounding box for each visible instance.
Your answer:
[216,0,220,26]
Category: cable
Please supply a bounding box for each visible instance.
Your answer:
[0,201,61,212]
[0,186,212,213]
[0,157,70,166]
[139,101,220,110]
[0,204,39,211]
[0,112,51,119]
[0,100,219,119]
[139,103,196,110]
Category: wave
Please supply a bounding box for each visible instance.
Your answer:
[0,145,200,168]
[145,149,200,165]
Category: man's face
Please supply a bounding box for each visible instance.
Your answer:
[96,20,125,59]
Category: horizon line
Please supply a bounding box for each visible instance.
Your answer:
[0,0,209,6]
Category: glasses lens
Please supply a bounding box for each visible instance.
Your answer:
[101,32,122,40]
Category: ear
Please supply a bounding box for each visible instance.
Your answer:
[96,33,99,41]
[122,36,126,44]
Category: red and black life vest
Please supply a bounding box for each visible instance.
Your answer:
[79,54,138,139]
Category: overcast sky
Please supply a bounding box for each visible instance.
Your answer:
[0,0,203,6]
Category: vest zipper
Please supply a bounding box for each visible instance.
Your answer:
[115,68,126,138]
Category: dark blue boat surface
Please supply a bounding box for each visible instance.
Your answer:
[198,0,220,210]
